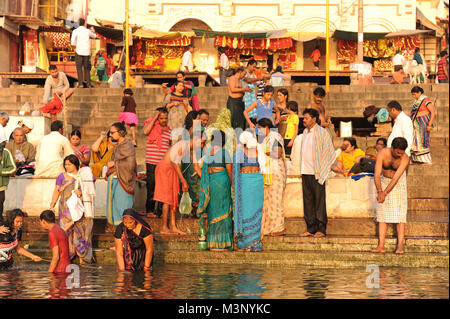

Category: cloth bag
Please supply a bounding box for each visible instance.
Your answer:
[66,190,84,222]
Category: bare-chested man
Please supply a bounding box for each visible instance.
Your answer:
[307,87,332,130]
[227,67,252,130]
[153,117,200,235]
[372,137,410,254]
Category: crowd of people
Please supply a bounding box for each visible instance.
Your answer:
[0,64,439,272]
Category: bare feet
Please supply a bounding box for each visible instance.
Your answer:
[372,246,386,253]
[270,229,286,236]
[159,227,172,235]
[170,227,186,235]
[314,232,326,238]
[109,246,116,251]
[300,232,314,237]
[395,247,405,254]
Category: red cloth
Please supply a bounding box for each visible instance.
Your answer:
[40,93,63,114]
[310,49,321,62]
[48,225,71,274]
[153,159,180,209]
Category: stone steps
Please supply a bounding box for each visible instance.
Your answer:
[21,217,449,238]
[20,233,449,254]
[14,247,449,268]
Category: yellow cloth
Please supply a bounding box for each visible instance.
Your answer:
[90,141,115,178]
[337,148,365,171]
[284,114,299,140]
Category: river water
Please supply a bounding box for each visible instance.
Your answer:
[0,263,448,299]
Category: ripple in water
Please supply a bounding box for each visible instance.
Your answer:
[0,263,448,299]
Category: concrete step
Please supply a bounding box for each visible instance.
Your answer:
[408,164,449,176]
[20,232,449,254]
[21,217,449,238]
[14,247,449,268]
[408,187,449,199]
[407,199,449,211]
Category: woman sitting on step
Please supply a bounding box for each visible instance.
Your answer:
[114,208,154,271]
[0,209,42,270]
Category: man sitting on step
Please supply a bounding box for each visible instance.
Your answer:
[372,137,410,254]
[40,65,74,123]
[5,127,36,176]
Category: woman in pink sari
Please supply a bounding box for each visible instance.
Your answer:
[70,129,91,167]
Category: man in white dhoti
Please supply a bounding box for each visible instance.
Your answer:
[373,137,410,254]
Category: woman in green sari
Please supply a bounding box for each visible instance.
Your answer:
[197,130,233,251]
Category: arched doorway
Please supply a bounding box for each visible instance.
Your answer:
[169,19,212,32]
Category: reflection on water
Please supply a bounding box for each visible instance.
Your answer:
[0,263,448,299]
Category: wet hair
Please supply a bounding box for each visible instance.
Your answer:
[174,80,185,89]
[184,111,199,131]
[111,122,127,137]
[156,107,168,114]
[286,101,298,113]
[376,137,387,146]
[277,88,289,102]
[64,154,80,171]
[313,87,326,97]
[40,210,56,223]
[344,137,357,149]
[70,129,82,139]
[198,109,209,116]
[247,59,257,66]
[5,209,25,228]
[49,65,57,71]
[257,118,274,129]
[176,71,185,77]
[263,85,275,94]
[387,100,402,111]
[303,108,321,125]
[411,86,424,94]
[211,130,226,147]
[391,137,408,151]
[123,88,133,96]
[50,120,63,132]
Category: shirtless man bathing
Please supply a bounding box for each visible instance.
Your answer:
[372,137,410,254]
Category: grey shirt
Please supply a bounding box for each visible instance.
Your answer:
[43,72,70,103]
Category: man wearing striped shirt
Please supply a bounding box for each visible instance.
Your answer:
[143,108,172,218]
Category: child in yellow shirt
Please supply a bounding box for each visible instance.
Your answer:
[283,101,299,159]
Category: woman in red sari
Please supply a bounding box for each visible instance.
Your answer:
[70,129,91,167]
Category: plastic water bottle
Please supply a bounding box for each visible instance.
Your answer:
[198,218,207,251]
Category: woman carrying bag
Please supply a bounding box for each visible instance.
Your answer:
[50,155,96,264]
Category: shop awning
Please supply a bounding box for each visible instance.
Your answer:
[332,30,388,40]
[193,28,287,39]
[133,28,194,39]
[384,29,432,38]
[416,7,444,37]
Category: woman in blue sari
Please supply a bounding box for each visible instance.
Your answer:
[198,130,233,251]
[233,131,264,252]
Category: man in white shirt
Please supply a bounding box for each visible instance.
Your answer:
[292,108,336,239]
[71,18,96,88]
[386,100,414,157]
[181,44,195,72]
[392,50,406,72]
[35,120,73,178]
[216,47,229,86]
[0,112,9,146]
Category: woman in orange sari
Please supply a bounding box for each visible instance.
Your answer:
[90,130,116,178]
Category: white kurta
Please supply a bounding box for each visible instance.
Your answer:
[35,132,74,178]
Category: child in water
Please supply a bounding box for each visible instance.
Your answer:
[39,210,71,273]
